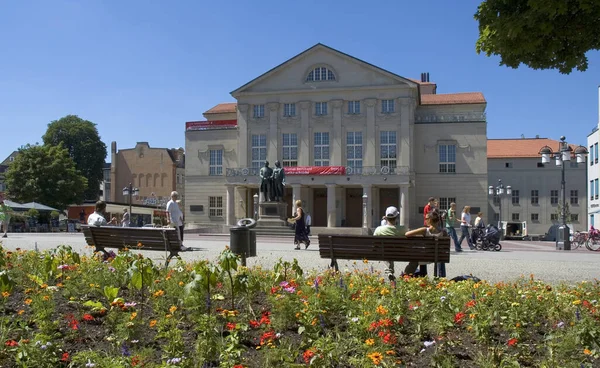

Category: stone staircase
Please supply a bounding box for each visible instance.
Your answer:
[251,225,296,237]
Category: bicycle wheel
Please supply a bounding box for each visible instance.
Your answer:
[586,236,600,251]
[571,232,582,250]
[494,243,502,251]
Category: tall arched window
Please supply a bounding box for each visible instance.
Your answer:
[306,66,336,82]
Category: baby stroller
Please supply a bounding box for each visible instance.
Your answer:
[476,224,502,251]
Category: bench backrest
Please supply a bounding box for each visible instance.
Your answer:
[318,234,450,263]
[82,226,181,251]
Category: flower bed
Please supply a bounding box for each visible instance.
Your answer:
[0,245,598,367]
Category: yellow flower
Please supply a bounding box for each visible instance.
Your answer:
[169,306,178,314]
[43,295,50,301]
[18,310,24,315]
[385,350,395,355]
[1,292,9,298]
[380,287,390,296]
[365,338,375,346]
[24,298,32,305]
[178,281,184,286]
[153,290,165,297]
[367,352,383,365]
[149,320,157,327]
[515,322,521,328]
[363,259,369,264]
[584,348,592,355]
[376,305,388,315]
[130,312,137,320]
[469,313,476,320]
[165,314,172,319]
[573,300,582,305]
[89,283,95,288]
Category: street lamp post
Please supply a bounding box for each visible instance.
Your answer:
[539,136,588,250]
[122,183,140,227]
[488,179,512,240]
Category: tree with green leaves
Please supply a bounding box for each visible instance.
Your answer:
[42,115,107,201]
[4,144,87,210]
[475,0,600,74]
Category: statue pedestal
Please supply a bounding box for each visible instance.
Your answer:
[257,202,288,227]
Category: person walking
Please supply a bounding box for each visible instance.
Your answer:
[0,200,12,238]
[373,206,405,281]
[405,210,447,277]
[121,208,130,227]
[445,202,461,252]
[290,200,310,250]
[457,206,475,250]
[166,191,188,251]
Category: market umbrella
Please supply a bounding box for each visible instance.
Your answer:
[22,202,59,212]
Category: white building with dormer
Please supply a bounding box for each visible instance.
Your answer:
[184,43,488,233]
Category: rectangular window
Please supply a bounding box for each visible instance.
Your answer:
[505,162,513,168]
[571,214,579,222]
[251,134,267,169]
[493,194,500,206]
[596,143,598,164]
[380,131,397,169]
[209,150,223,176]
[570,190,578,205]
[347,101,360,114]
[511,190,520,205]
[591,180,595,200]
[208,196,223,217]
[439,144,457,173]
[282,133,298,167]
[531,190,539,205]
[381,99,395,113]
[438,197,456,211]
[550,190,559,205]
[346,131,363,168]
[253,105,264,118]
[591,145,594,166]
[551,214,559,221]
[314,132,330,166]
[531,213,539,221]
[596,179,599,199]
[315,102,328,116]
[283,103,296,117]
[512,213,520,221]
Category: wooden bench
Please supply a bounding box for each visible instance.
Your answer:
[318,234,451,277]
[82,226,182,266]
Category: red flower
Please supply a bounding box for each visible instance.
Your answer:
[507,338,518,346]
[82,314,94,321]
[260,330,276,345]
[303,348,316,364]
[454,312,466,324]
[465,300,476,308]
[249,320,260,328]
[131,356,141,366]
[226,322,237,331]
[61,352,70,362]
[270,287,279,294]
[233,365,244,368]
[69,319,79,330]
[4,340,18,347]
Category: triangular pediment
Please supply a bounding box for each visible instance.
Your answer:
[231,44,417,96]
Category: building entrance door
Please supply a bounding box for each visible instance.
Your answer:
[379,188,399,220]
[284,191,293,218]
[345,188,363,227]
[313,188,327,227]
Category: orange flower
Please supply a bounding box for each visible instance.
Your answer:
[24,298,32,305]
[130,312,137,320]
[149,320,157,327]
[169,306,178,314]
[376,305,388,315]
[1,292,9,298]
[17,310,24,315]
[367,352,383,365]
[137,242,143,248]
[365,338,375,346]
[584,348,592,355]
[153,290,165,297]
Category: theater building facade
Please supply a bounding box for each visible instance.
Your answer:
[184,44,488,232]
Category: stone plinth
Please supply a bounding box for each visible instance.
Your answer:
[257,202,288,227]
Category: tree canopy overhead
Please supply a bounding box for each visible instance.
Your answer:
[42,115,107,201]
[475,0,600,74]
[4,144,87,210]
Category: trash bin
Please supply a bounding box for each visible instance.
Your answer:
[229,218,257,264]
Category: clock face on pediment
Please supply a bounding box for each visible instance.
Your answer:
[232,44,417,96]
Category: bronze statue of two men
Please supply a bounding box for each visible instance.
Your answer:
[259,161,285,202]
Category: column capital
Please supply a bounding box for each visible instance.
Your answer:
[364,98,377,107]
[237,103,249,113]
[267,102,280,112]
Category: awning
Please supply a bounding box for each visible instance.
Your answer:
[3,200,28,210]
[22,202,59,211]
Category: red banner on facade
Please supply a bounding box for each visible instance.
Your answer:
[285,166,346,175]
[185,120,237,131]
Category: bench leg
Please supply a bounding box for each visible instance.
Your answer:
[165,250,181,268]
[329,259,339,272]
[434,263,438,278]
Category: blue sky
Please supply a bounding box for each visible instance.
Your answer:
[1,0,599,163]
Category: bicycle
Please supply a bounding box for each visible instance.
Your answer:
[571,231,587,250]
[586,226,600,251]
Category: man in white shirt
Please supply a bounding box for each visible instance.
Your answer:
[166,191,188,251]
[87,201,117,227]
[121,208,130,227]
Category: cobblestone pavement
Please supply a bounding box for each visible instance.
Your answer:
[1,233,598,285]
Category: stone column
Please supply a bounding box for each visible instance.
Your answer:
[299,101,311,166]
[292,184,302,217]
[399,185,408,227]
[226,185,235,226]
[362,184,372,228]
[364,98,377,167]
[327,184,336,227]
[399,99,411,170]
[331,99,343,166]
[267,102,279,164]
[237,104,249,168]
[237,187,247,219]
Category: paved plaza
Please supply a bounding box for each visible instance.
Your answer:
[0,233,598,285]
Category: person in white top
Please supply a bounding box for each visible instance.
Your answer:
[87,201,117,227]
[121,208,130,227]
[457,205,475,250]
[166,191,188,251]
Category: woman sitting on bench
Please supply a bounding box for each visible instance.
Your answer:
[404,210,447,277]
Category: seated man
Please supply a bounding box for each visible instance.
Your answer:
[87,201,117,227]
[373,206,405,282]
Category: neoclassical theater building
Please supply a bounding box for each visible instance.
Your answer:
[185,44,488,232]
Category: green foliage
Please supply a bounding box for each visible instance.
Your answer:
[475,0,600,74]
[25,208,39,220]
[49,211,60,219]
[4,144,87,210]
[42,115,107,201]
